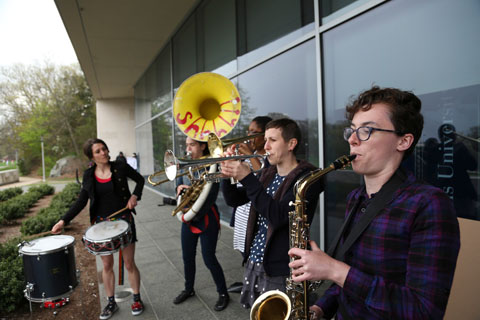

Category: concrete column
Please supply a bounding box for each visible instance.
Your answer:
[96,98,136,160]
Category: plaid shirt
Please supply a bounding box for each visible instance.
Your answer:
[316,170,460,319]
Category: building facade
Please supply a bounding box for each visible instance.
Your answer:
[57,0,480,317]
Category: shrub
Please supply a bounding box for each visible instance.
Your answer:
[28,184,55,196]
[0,184,55,224]
[0,237,25,314]
[16,159,29,176]
[0,187,23,202]
[21,183,81,236]
[0,183,82,314]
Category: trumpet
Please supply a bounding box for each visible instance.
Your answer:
[208,132,264,157]
[164,150,267,182]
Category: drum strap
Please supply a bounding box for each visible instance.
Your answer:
[118,249,124,286]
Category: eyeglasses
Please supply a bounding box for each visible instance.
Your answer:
[343,126,402,141]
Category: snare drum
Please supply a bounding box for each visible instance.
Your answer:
[19,235,78,302]
[82,220,132,255]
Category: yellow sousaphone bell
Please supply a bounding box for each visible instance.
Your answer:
[173,72,241,142]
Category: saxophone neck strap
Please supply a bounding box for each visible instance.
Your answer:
[327,168,407,261]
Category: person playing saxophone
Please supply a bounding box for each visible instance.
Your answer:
[288,86,460,319]
[221,118,324,309]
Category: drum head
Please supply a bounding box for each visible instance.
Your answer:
[19,235,75,255]
[85,220,129,241]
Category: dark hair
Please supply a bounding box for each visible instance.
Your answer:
[345,86,423,157]
[187,138,209,156]
[265,118,301,154]
[200,141,209,156]
[83,138,109,160]
[252,116,273,132]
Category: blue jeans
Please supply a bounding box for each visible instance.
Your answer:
[181,209,227,294]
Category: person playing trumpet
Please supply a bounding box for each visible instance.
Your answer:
[173,137,230,311]
[223,116,272,293]
[221,118,324,309]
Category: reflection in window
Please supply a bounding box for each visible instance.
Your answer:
[322,0,480,248]
[235,39,319,238]
[418,85,480,221]
[237,0,314,69]
[150,113,175,197]
[237,40,317,162]
[134,77,149,125]
[151,47,172,116]
[199,0,236,72]
[172,15,197,88]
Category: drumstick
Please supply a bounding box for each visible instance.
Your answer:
[24,227,71,240]
[106,206,129,220]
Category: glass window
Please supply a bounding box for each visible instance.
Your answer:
[323,0,480,246]
[199,0,236,72]
[134,77,149,125]
[232,39,319,235]
[237,0,314,69]
[147,113,175,197]
[321,0,369,24]
[152,46,172,116]
[172,15,197,88]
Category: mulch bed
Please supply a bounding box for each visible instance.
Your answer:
[0,195,100,320]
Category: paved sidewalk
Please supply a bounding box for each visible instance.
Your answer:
[96,185,250,320]
[0,176,42,190]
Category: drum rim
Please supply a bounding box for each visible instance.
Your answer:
[24,286,76,302]
[83,220,130,242]
[19,235,76,256]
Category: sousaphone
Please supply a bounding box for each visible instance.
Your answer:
[172,72,241,221]
[173,72,241,142]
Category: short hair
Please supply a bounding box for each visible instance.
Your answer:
[265,118,301,154]
[252,116,273,132]
[83,138,109,160]
[345,86,423,157]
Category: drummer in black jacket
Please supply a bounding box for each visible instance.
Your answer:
[52,138,145,320]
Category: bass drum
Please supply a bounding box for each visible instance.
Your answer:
[19,235,78,302]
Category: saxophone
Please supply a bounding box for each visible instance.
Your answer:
[250,155,356,320]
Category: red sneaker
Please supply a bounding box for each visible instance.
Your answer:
[131,300,144,316]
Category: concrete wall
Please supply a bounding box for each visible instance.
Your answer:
[96,98,136,160]
[0,169,19,186]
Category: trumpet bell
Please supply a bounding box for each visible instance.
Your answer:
[164,150,179,181]
[173,72,241,142]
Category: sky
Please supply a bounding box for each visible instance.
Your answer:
[0,0,78,67]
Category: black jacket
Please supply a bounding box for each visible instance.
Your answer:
[222,160,324,276]
[62,160,145,225]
